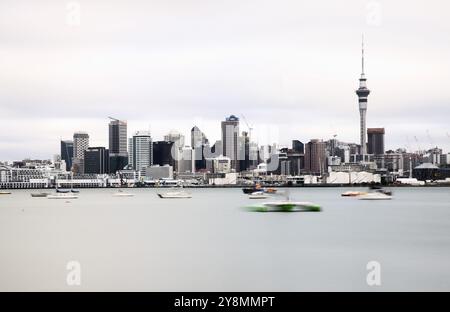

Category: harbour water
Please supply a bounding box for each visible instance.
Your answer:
[1,187,449,291]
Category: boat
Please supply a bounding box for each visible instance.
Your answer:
[247,201,321,212]
[248,191,270,199]
[0,191,12,195]
[341,191,367,197]
[112,190,134,197]
[264,188,277,194]
[31,192,50,198]
[47,193,79,199]
[242,187,262,194]
[358,192,392,200]
[242,185,278,194]
[56,189,70,193]
[157,190,192,199]
[369,185,392,196]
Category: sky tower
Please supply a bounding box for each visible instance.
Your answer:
[356,36,370,155]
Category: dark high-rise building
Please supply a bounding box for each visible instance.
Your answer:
[221,115,239,171]
[356,37,370,155]
[108,118,128,174]
[109,155,128,174]
[60,140,73,171]
[304,139,326,175]
[239,131,251,172]
[367,128,385,155]
[153,141,175,167]
[109,118,128,157]
[84,147,109,174]
[292,140,304,154]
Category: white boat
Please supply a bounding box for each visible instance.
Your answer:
[246,201,321,212]
[358,192,392,200]
[112,190,134,197]
[0,191,12,195]
[248,191,270,199]
[157,190,192,199]
[341,191,367,197]
[47,193,79,199]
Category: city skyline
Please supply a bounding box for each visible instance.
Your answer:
[1,1,450,161]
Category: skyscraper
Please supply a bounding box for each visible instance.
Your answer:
[191,126,209,172]
[129,131,153,173]
[60,140,73,171]
[221,115,239,171]
[304,139,326,175]
[152,141,175,167]
[367,128,385,155]
[73,132,89,174]
[84,147,109,174]
[108,118,128,173]
[356,37,370,155]
[108,118,128,156]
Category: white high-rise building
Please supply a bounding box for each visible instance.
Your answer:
[128,131,152,173]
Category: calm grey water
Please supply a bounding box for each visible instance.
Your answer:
[0,187,449,291]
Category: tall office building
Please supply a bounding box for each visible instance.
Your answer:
[73,132,89,173]
[129,131,153,173]
[109,118,128,156]
[191,126,209,172]
[367,128,385,155]
[292,140,304,154]
[356,37,371,155]
[152,141,175,167]
[239,131,250,172]
[60,140,73,171]
[108,118,128,173]
[304,139,326,175]
[84,147,109,174]
[221,115,239,171]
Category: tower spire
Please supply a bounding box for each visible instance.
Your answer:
[361,34,365,76]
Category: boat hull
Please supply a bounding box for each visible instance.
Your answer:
[246,201,321,212]
[47,195,78,199]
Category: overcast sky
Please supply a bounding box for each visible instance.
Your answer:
[1,0,449,161]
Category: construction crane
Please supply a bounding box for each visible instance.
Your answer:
[414,136,422,154]
[108,116,120,122]
[240,114,254,140]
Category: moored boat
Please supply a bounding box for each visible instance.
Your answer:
[47,193,78,199]
[31,192,50,198]
[358,192,392,200]
[246,201,321,212]
[157,190,192,199]
[248,191,270,199]
[0,191,12,195]
[341,191,367,197]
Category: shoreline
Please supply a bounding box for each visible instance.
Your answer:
[1,184,450,190]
